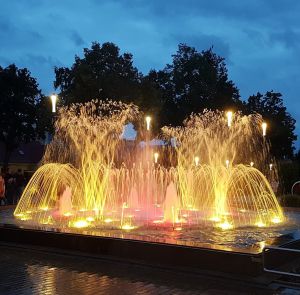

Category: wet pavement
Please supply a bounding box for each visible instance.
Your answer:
[0,243,281,295]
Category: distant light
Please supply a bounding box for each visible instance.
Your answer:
[50,94,57,113]
[226,111,233,127]
[269,163,273,171]
[194,156,200,166]
[225,159,230,168]
[250,161,254,167]
[154,152,159,163]
[262,122,267,137]
[145,116,151,131]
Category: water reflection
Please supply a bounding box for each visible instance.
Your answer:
[1,208,300,254]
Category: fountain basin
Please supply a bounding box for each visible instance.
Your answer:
[1,208,300,277]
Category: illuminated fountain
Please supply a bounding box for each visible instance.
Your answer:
[14,101,284,232]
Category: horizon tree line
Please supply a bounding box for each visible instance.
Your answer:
[0,41,298,170]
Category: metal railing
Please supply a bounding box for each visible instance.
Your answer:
[263,246,300,278]
[292,181,300,195]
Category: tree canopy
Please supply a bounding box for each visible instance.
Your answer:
[0,64,50,169]
[54,42,164,118]
[146,44,242,126]
[0,42,297,162]
[245,91,297,159]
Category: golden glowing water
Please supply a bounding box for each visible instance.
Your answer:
[14,101,284,230]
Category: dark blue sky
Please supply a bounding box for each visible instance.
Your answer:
[1,0,299,148]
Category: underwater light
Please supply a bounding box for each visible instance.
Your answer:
[217,221,233,230]
[72,220,89,228]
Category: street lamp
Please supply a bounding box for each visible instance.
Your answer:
[50,94,57,113]
[145,116,151,131]
[226,111,233,127]
[225,159,230,168]
[262,122,267,137]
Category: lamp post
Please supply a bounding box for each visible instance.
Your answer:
[226,111,233,127]
[262,122,267,137]
[145,116,151,131]
[225,159,230,168]
[50,94,57,113]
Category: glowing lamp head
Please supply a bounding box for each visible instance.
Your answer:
[154,152,159,163]
[269,163,273,171]
[250,161,254,167]
[225,159,230,168]
[262,122,267,137]
[50,94,57,113]
[145,116,151,131]
[194,156,200,166]
[226,111,233,127]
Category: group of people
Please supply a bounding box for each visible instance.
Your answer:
[0,169,26,206]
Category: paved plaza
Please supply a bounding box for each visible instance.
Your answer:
[0,243,282,295]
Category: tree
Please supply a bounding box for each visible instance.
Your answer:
[54,42,161,108]
[146,44,242,126]
[0,64,48,170]
[54,42,165,134]
[245,91,297,159]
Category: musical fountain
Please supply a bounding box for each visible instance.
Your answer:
[1,99,300,275]
[13,100,284,233]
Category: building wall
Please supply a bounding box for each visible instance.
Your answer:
[0,163,39,174]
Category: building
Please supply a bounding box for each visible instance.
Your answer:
[0,142,45,175]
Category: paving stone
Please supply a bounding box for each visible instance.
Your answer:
[0,244,285,295]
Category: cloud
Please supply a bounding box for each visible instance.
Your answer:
[269,29,300,49]
[70,31,85,46]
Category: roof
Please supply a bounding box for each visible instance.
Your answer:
[0,141,45,164]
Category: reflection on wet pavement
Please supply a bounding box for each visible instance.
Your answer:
[0,244,273,295]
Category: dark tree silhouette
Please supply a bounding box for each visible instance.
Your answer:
[146,44,242,126]
[245,91,297,159]
[54,42,166,138]
[53,41,297,156]
[54,42,163,118]
[0,64,49,169]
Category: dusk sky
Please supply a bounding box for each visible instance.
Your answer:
[1,0,299,148]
